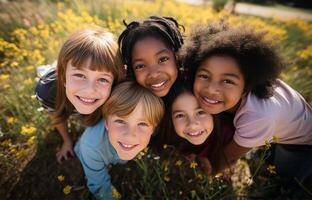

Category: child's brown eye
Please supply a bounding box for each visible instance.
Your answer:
[223,79,235,85]
[197,73,209,80]
[175,113,185,119]
[197,110,206,115]
[115,119,125,124]
[138,122,149,127]
[73,73,86,79]
[134,64,145,70]
[159,56,169,63]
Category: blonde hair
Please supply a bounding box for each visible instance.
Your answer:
[54,27,123,125]
[103,81,164,127]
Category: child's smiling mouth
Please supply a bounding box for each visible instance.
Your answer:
[118,141,138,150]
[185,130,204,137]
[200,96,222,105]
[149,80,168,91]
[76,96,98,104]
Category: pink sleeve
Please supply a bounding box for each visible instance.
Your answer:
[233,110,276,148]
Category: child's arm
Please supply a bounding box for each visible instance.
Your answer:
[77,145,115,200]
[36,68,75,163]
[55,120,74,163]
[215,140,251,173]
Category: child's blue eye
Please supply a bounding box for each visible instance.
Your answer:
[98,78,110,84]
[134,64,145,70]
[159,56,169,64]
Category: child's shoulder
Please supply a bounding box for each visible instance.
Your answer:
[79,119,107,148]
[237,79,310,119]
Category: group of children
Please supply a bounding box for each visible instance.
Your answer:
[36,15,312,199]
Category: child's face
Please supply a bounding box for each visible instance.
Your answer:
[65,58,114,114]
[193,56,245,114]
[105,102,154,160]
[131,37,178,97]
[172,92,213,145]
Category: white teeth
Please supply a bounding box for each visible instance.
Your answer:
[79,97,96,103]
[119,142,136,148]
[151,81,166,88]
[204,97,220,104]
[187,131,202,136]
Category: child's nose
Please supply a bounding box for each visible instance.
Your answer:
[207,81,220,94]
[84,80,97,93]
[123,126,137,138]
[148,65,161,78]
[188,117,199,127]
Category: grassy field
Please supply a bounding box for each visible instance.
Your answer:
[0,0,311,199]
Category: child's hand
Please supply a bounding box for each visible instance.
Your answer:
[56,141,75,163]
[197,156,212,175]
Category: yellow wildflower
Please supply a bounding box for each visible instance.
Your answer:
[196,173,203,180]
[26,66,34,71]
[15,149,27,158]
[27,136,36,145]
[267,165,276,174]
[57,175,65,182]
[0,74,10,81]
[136,154,142,160]
[112,188,121,199]
[272,135,278,143]
[21,125,37,135]
[23,78,33,85]
[163,144,168,149]
[175,160,182,166]
[6,117,15,125]
[190,161,198,169]
[164,176,170,182]
[10,147,17,154]
[143,147,149,153]
[1,139,12,147]
[264,140,271,150]
[63,185,72,195]
[11,61,18,67]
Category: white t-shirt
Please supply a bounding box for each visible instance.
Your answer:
[234,79,312,147]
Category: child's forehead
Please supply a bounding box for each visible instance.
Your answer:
[135,35,172,50]
[69,57,112,73]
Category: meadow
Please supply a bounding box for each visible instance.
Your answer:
[0,0,311,199]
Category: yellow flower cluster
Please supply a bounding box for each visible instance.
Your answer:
[112,187,122,199]
[63,185,72,195]
[297,44,312,59]
[267,165,276,174]
[21,125,37,135]
[0,74,10,81]
[190,161,198,169]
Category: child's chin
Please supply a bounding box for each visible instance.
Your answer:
[188,140,206,145]
[118,153,136,161]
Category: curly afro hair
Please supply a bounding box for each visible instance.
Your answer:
[180,22,284,99]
